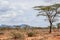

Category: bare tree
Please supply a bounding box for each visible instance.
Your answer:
[33,4,60,33]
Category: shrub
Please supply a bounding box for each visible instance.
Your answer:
[27,32,35,37]
[0,32,4,35]
[10,32,25,40]
[56,34,60,36]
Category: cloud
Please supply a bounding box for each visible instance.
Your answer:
[43,0,60,4]
[0,0,60,26]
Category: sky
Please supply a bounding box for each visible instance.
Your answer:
[0,0,60,27]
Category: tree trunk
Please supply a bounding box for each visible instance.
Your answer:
[58,26,60,31]
[49,22,52,33]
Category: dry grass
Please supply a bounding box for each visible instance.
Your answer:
[0,29,60,40]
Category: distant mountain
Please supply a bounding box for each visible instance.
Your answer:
[20,24,31,28]
[0,24,11,27]
[0,24,32,28]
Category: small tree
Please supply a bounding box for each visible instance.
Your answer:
[34,4,60,33]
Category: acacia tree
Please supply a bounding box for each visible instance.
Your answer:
[33,4,60,33]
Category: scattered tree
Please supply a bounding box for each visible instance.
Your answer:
[33,4,60,33]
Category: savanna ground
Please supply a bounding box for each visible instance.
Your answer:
[0,28,60,40]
